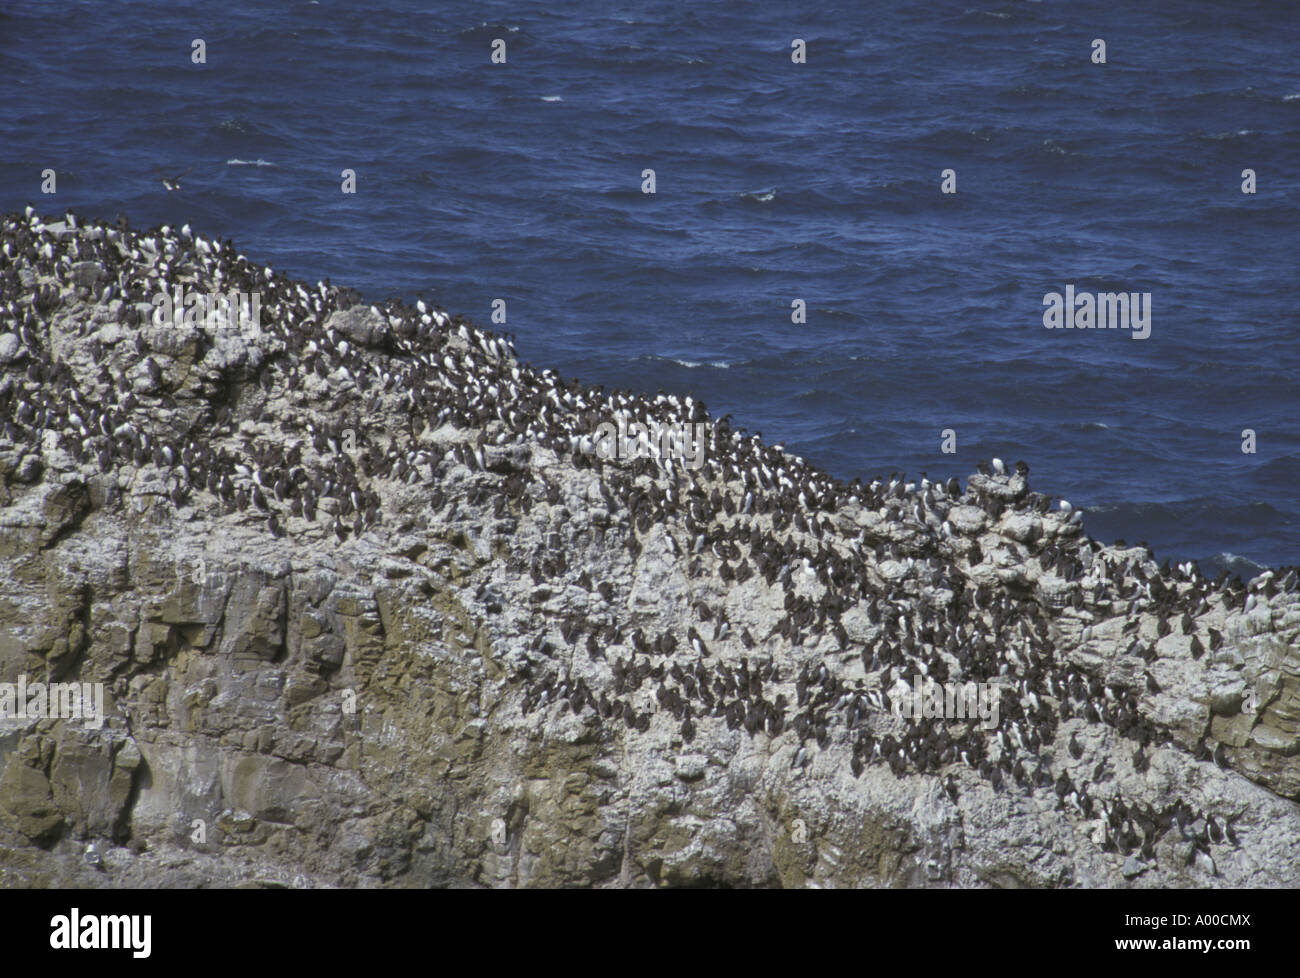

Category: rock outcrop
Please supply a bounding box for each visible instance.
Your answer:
[0,208,1298,887]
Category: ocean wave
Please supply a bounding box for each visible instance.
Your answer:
[653,357,732,370]
[460,23,520,36]
[1209,552,1268,576]
[998,84,1069,100]
[5,0,1292,570]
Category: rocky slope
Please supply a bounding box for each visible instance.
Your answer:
[0,207,1298,887]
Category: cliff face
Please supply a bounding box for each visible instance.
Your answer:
[1,210,1298,887]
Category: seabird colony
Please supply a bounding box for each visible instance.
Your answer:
[2,207,1295,872]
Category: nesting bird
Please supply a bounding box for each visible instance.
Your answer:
[0,208,1282,875]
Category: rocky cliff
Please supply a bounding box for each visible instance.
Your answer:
[1,208,1298,887]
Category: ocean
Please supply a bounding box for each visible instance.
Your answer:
[1,0,1297,573]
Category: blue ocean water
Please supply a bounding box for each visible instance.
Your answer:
[1,1,1298,573]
